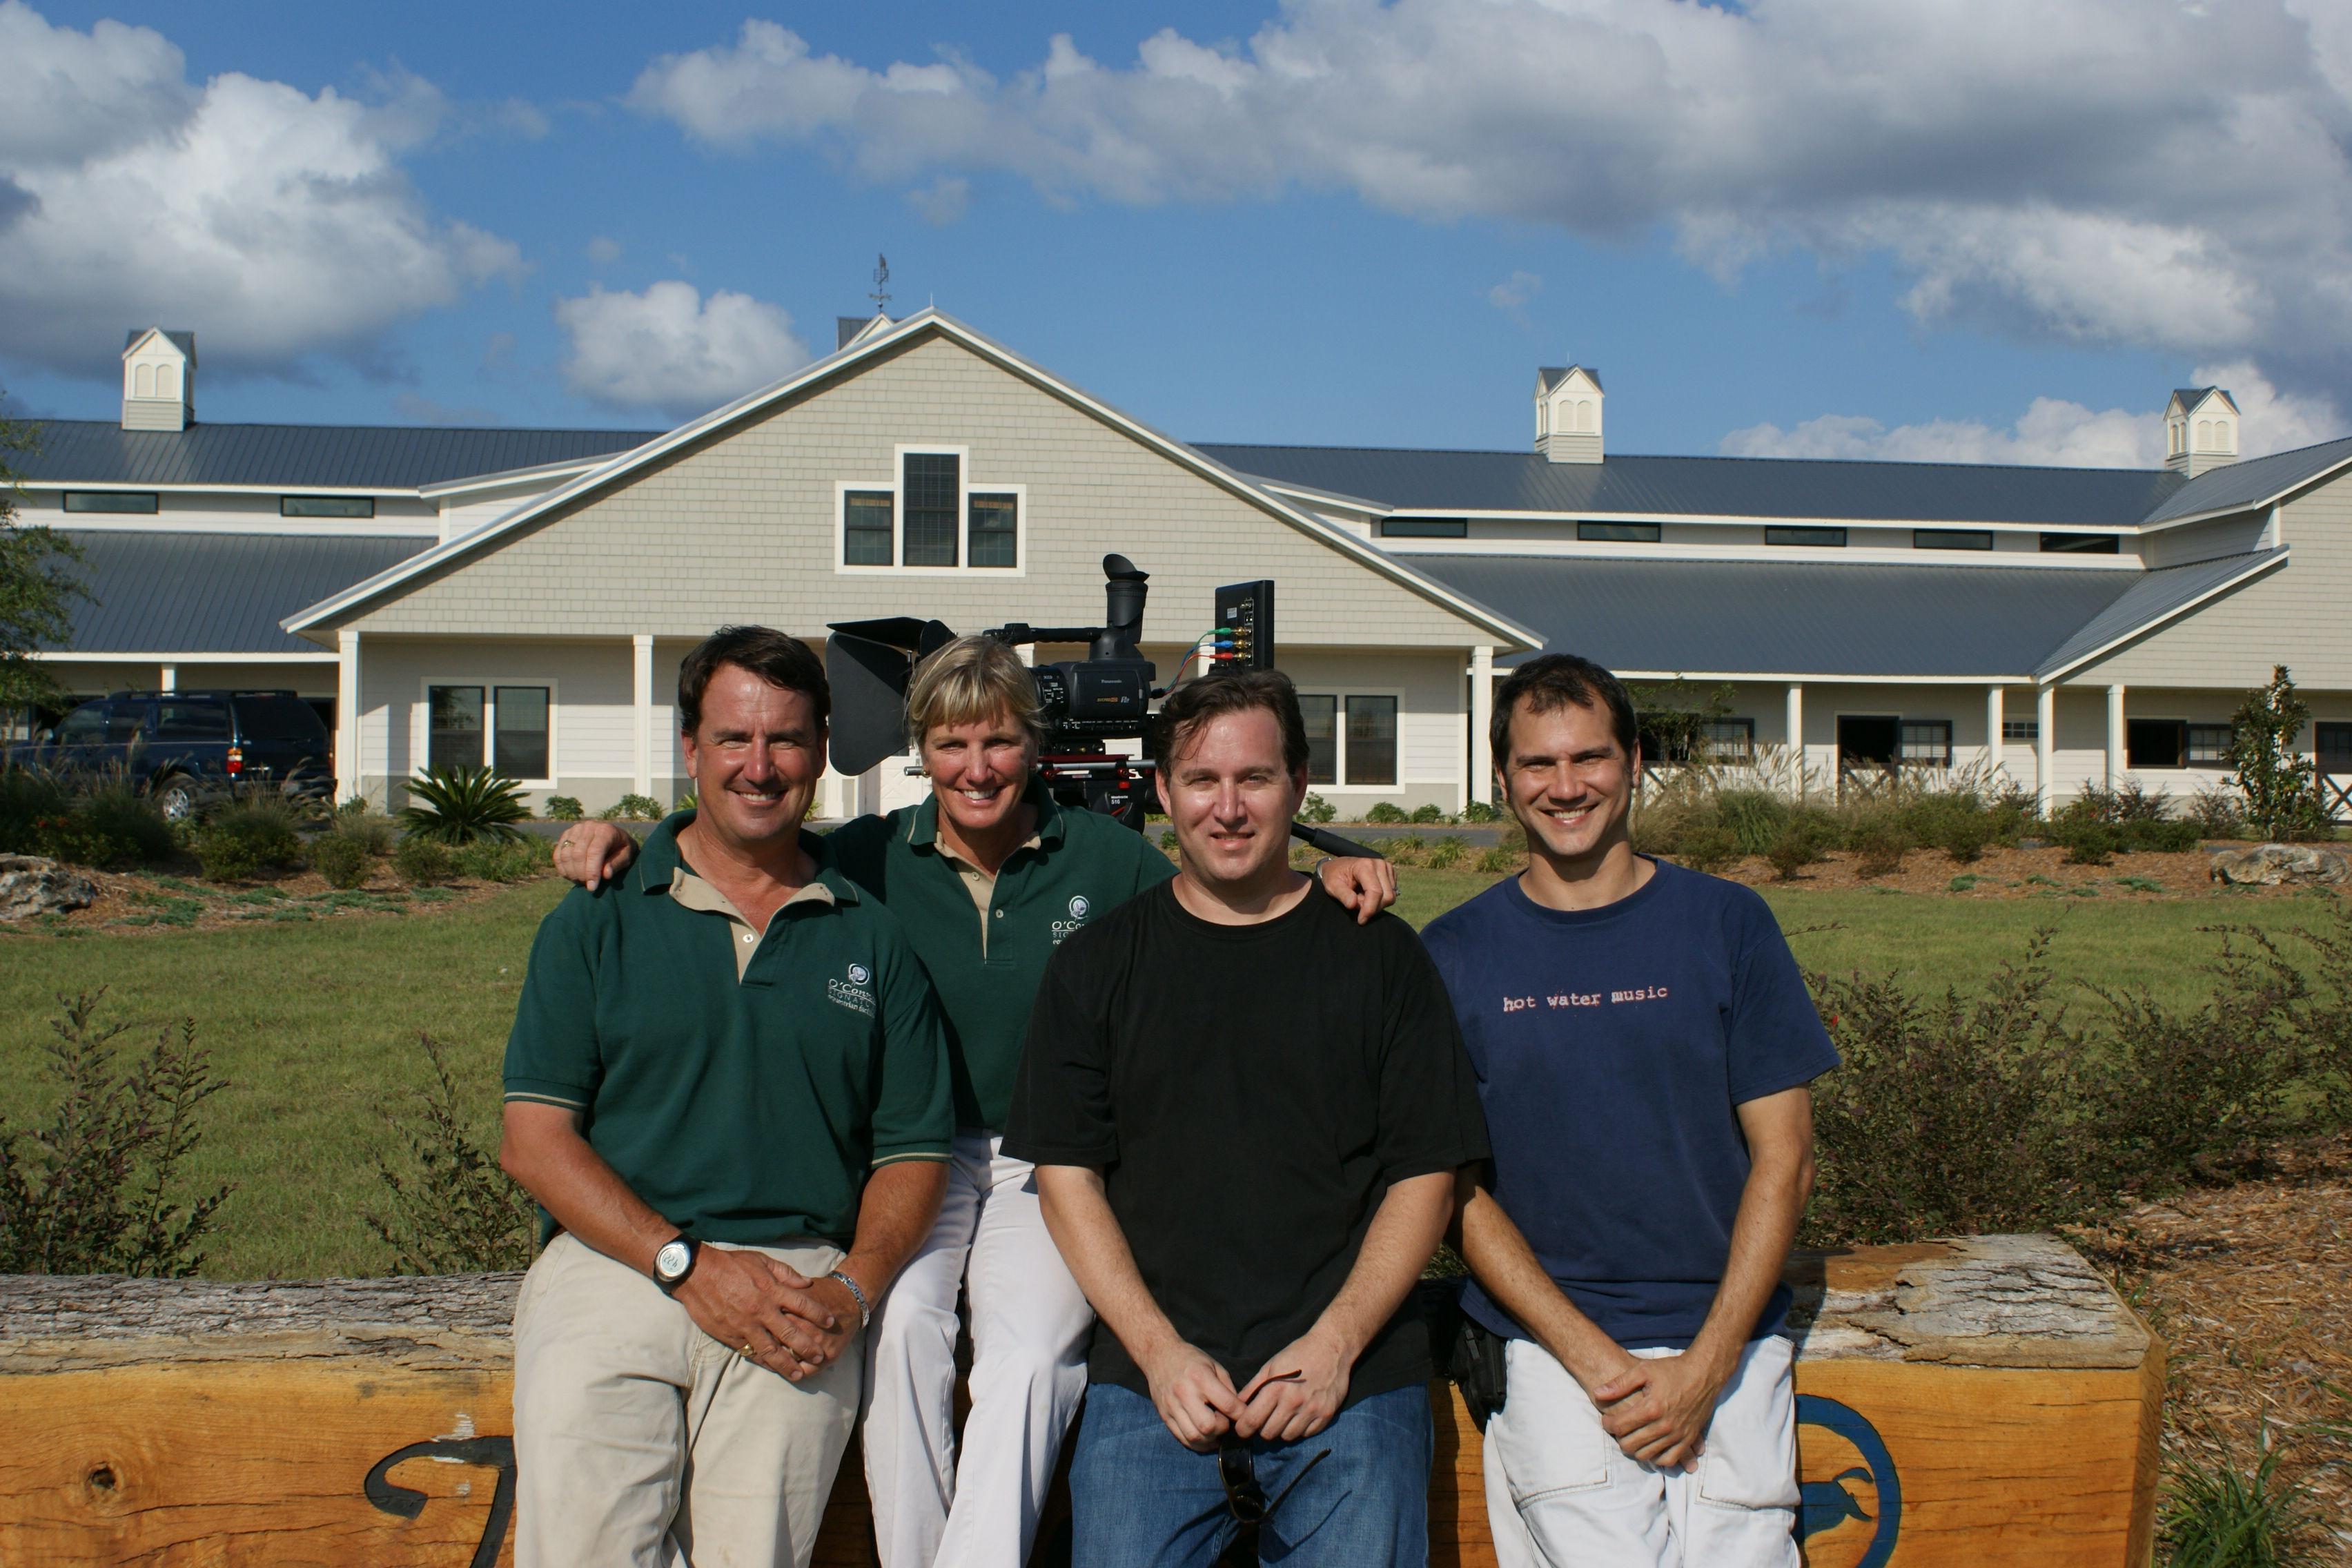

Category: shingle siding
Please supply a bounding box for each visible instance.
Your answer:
[346,335,1497,649]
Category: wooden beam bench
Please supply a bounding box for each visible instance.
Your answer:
[0,1235,2159,1566]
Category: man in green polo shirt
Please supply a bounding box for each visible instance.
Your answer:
[500,626,952,1568]
[553,636,1395,1568]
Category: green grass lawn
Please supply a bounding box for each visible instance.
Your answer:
[3,866,2339,1278]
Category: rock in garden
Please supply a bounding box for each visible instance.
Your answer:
[0,854,100,920]
[2208,843,2351,885]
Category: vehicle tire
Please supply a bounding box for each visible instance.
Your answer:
[154,774,202,825]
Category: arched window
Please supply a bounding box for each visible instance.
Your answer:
[155,364,177,400]
[2213,419,2230,450]
[2197,420,2212,447]
[1538,401,1549,435]
[135,364,155,398]
[1576,400,1594,433]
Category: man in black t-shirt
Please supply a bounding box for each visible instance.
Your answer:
[1004,670,1489,1568]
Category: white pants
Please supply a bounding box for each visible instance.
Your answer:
[512,1232,863,1568]
[862,1132,1095,1568]
[1484,1335,1801,1568]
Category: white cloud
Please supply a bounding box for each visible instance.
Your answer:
[1722,362,2345,467]
[629,3,2352,402]
[553,280,810,418]
[0,2,524,381]
[906,175,971,225]
[1488,271,1541,310]
[585,235,623,264]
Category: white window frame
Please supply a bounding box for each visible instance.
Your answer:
[832,447,1030,578]
[413,676,560,789]
[1296,690,1404,790]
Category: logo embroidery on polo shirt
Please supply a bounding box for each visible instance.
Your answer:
[827,965,876,1017]
[1050,893,1092,945]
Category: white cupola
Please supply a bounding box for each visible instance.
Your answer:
[2163,386,2239,478]
[121,329,195,431]
[1534,365,1603,464]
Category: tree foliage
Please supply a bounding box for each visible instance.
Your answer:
[0,396,87,712]
[2226,665,2326,841]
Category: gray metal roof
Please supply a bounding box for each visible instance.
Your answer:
[125,329,197,363]
[2032,549,2287,678]
[2138,434,2352,526]
[14,420,658,491]
[52,531,432,653]
[1410,553,2144,677]
[1537,366,1600,394]
[1197,444,2186,526]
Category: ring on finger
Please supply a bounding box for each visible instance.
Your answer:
[741,1340,756,1358]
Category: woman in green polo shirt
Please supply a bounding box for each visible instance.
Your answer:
[553,636,1393,1568]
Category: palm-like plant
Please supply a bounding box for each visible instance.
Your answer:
[398,765,531,844]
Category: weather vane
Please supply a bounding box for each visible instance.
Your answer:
[870,254,891,314]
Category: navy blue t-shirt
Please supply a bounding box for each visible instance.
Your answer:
[1421,859,1838,1350]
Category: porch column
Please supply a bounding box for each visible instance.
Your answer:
[2035,684,2056,815]
[1985,685,2004,778]
[159,665,177,694]
[632,634,655,800]
[1469,645,1494,806]
[2106,684,2126,787]
[1785,684,1804,796]
[336,630,361,806]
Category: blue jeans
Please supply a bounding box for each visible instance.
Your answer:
[1069,1381,1433,1568]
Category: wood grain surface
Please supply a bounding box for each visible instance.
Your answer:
[0,1237,2162,1567]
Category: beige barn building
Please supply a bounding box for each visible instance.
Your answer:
[21,314,2352,819]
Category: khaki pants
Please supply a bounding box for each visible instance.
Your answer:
[513,1232,862,1568]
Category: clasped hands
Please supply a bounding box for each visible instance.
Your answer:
[1587,1346,1731,1473]
[1143,1332,1351,1453]
[672,1244,861,1382]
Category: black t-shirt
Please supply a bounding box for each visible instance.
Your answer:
[1003,880,1491,1407]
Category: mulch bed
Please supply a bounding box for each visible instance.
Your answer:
[2077,1138,2352,1559]
[2,859,535,937]
[1711,842,2317,901]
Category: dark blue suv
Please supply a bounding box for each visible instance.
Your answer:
[32,690,333,823]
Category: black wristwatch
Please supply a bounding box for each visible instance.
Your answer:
[653,1234,698,1295]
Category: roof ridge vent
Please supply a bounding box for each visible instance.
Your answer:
[122,329,195,432]
[1535,364,1602,464]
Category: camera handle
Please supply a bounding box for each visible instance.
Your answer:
[1289,822,1382,859]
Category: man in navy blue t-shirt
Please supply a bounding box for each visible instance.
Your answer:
[1423,653,1837,1568]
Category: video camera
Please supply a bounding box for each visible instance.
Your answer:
[824,556,1369,856]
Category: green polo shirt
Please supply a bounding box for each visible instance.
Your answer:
[829,781,1175,1130]
[503,821,953,1247]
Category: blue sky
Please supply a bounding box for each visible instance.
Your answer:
[3,1,2347,464]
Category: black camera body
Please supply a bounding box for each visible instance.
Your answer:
[825,555,1272,830]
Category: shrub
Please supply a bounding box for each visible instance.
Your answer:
[1409,803,1445,824]
[327,809,398,856]
[1427,835,1469,869]
[1714,790,1794,858]
[1934,813,1993,863]
[453,836,551,883]
[1765,819,1830,881]
[672,790,698,813]
[614,793,664,821]
[310,832,374,890]
[2190,786,2246,841]
[1676,823,1742,874]
[0,992,232,1277]
[79,782,174,863]
[1300,792,1336,825]
[366,1035,538,1275]
[542,794,585,821]
[1852,825,1908,878]
[1474,845,1519,874]
[2120,818,2201,854]
[192,796,302,882]
[399,765,531,845]
[394,834,454,885]
[0,764,70,852]
[2226,665,2328,842]
[1462,799,1498,823]
[2057,820,2119,865]
[1365,801,1409,825]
